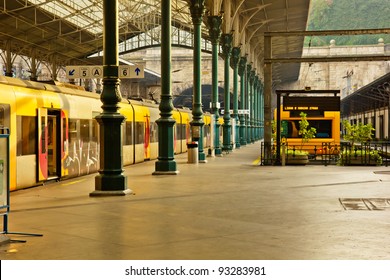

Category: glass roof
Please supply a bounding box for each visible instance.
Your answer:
[27,0,190,36]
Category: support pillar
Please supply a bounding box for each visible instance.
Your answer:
[189,0,207,162]
[239,57,247,146]
[263,34,273,163]
[260,83,264,138]
[256,77,260,140]
[29,49,38,81]
[90,0,131,196]
[153,0,178,175]
[207,15,223,156]
[231,47,241,149]
[250,70,256,143]
[245,64,252,144]
[221,33,233,151]
[5,41,13,77]
[253,77,258,141]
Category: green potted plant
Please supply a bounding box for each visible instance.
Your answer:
[298,112,317,151]
[339,121,381,165]
[286,112,316,165]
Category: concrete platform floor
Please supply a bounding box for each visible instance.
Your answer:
[1,142,390,260]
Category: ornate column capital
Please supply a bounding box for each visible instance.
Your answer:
[230,47,241,69]
[189,0,205,25]
[250,70,256,84]
[246,64,252,74]
[238,56,247,77]
[220,33,233,58]
[207,16,222,44]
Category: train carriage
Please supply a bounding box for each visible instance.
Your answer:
[0,76,201,191]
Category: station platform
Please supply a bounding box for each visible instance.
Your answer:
[2,142,390,260]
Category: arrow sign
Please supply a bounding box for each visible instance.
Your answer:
[66,66,79,79]
[132,65,144,78]
[119,65,144,78]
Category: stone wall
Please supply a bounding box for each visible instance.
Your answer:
[123,47,232,101]
[290,39,390,99]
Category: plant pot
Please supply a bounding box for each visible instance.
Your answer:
[286,154,309,165]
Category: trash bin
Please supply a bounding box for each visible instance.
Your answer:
[187,141,198,164]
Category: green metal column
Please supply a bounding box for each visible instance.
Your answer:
[231,47,241,149]
[189,0,206,162]
[246,64,252,144]
[153,0,178,175]
[256,77,261,140]
[221,33,233,151]
[207,15,222,156]
[238,57,247,146]
[250,70,256,143]
[260,82,264,138]
[253,77,258,141]
[263,34,273,163]
[91,0,130,196]
[256,78,261,140]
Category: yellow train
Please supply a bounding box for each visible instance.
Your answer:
[0,76,213,191]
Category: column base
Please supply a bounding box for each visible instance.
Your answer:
[0,235,10,245]
[90,189,132,197]
[153,170,180,175]
[215,148,223,157]
[91,174,130,196]
[199,152,208,163]
[154,160,178,175]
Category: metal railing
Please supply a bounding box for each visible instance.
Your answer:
[260,141,390,166]
[339,141,389,166]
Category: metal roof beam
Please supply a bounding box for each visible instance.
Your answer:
[265,28,390,37]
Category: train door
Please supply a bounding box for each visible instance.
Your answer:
[144,115,150,159]
[37,108,48,181]
[37,108,62,181]
[60,110,69,177]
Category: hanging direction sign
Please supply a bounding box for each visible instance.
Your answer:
[79,66,90,79]
[66,65,144,79]
[66,66,79,79]
[119,65,144,78]
[91,66,103,78]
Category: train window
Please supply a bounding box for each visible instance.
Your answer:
[135,122,144,144]
[123,121,133,145]
[63,118,67,153]
[175,124,180,140]
[183,124,187,140]
[0,104,10,128]
[80,120,90,142]
[69,119,79,145]
[150,122,158,143]
[41,116,46,154]
[91,119,98,143]
[286,120,332,138]
[177,124,186,140]
[17,116,36,156]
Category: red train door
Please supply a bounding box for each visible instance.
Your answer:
[144,115,150,159]
[37,108,48,181]
[61,110,68,177]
